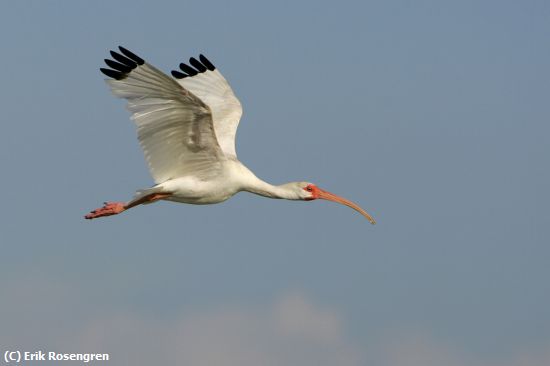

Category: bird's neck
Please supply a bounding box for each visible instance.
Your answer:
[245,179,298,200]
[238,169,297,200]
[234,161,301,200]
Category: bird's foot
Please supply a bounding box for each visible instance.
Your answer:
[85,202,126,220]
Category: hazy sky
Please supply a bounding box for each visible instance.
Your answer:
[1,1,549,365]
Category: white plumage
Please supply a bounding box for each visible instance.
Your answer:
[85,46,375,224]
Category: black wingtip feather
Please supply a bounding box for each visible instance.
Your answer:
[100,67,125,80]
[199,54,216,71]
[118,46,145,65]
[110,50,137,69]
[179,63,198,76]
[171,70,188,79]
[104,59,132,73]
[189,57,207,73]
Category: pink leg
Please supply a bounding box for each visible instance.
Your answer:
[84,193,172,220]
[85,202,126,219]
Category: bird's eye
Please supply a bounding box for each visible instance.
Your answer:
[306,186,313,192]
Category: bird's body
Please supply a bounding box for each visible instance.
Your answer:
[145,159,287,205]
[132,159,306,206]
[85,47,375,224]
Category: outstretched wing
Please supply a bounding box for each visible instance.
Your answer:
[171,55,243,158]
[100,47,225,184]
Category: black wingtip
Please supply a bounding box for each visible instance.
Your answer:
[179,63,198,76]
[104,59,132,73]
[199,54,216,71]
[118,46,145,65]
[100,67,125,80]
[110,50,137,69]
[171,70,188,79]
[189,57,207,73]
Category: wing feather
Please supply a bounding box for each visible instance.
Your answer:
[172,56,243,158]
[101,48,225,184]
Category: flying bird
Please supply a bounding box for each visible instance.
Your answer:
[85,47,376,224]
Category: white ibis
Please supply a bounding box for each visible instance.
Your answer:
[85,47,376,224]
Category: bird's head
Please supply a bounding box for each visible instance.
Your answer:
[292,182,376,224]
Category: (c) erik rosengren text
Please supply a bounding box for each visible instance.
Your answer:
[4,350,109,363]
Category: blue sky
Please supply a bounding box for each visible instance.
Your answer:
[1,1,549,365]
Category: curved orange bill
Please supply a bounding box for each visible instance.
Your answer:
[318,189,376,224]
